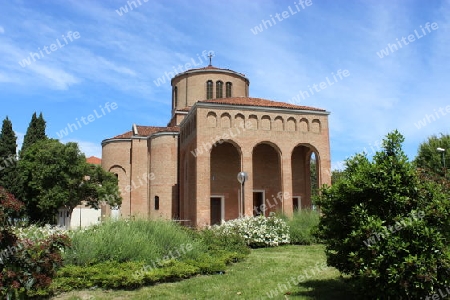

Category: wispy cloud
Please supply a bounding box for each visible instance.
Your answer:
[0,0,448,164]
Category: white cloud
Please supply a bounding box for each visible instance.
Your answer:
[62,139,102,158]
[0,26,4,34]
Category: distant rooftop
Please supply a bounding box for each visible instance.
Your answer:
[86,156,101,165]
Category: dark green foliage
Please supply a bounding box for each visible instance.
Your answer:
[0,187,70,299]
[415,134,449,191]
[317,130,450,299]
[331,169,345,185]
[20,112,47,157]
[0,117,17,161]
[51,260,203,292]
[0,117,19,197]
[18,139,121,224]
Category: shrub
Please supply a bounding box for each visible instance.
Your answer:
[63,218,205,266]
[12,223,68,242]
[210,214,290,247]
[198,226,250,263]
[317,131,450,299]
[282,209,320,245]
[0,187,70,299]
[50,220,250,293]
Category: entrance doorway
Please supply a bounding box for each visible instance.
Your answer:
[253,191,265,216]
[293,196,301,211]
[210,196,224,225]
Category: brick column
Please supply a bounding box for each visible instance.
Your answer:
[282,148,293,217]
[196,150,211,226]
[242,147,253,217]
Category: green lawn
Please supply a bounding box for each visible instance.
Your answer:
[52,245,355,300]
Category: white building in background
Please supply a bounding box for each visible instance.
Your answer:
[57,156,104,229]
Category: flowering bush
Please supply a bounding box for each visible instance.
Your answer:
[12,224,69,243]
[0,187,70,299]
[210,214,290,247]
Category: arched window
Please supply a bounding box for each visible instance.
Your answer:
[155,196,160,210]
[206,80,213,99]
[173,86,178,107]
[216,81,223,98]
[226,82,232,98]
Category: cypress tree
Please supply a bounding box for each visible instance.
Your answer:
[20,112,47,156]
[0,116,18,194]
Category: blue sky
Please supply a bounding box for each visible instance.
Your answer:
[0,0,449,169]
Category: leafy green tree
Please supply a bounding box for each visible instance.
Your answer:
[18,139,121,224]
[20,112,47,156]
[0,117,18,194]
[331,169,345,185]
[415,134,449,179]
[317,130,450,299]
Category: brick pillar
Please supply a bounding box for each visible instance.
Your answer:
[196,151,211,226]
[282,149,293,217]
[242,147,253,217]
[319,149,332,187]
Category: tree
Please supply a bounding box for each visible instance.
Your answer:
[20,112,47,156]
[18,139,121,224]
[317,130,450,299]
[331,169,345,185]
[0,117,18,194]
[415,134,450,179]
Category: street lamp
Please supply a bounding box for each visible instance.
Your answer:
[237,172,248,218]
[437,147,446,176]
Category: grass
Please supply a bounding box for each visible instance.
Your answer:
[52,245,356,300]
[63,219,205,265]
[280,209,321,245]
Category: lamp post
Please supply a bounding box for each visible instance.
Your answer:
[237,172,248,218]
[437,147,446,177]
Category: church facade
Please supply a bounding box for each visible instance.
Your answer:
[101,64,331,227]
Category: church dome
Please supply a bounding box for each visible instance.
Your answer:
[170,64,250,112]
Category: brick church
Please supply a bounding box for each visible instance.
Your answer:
[101,63,331,227]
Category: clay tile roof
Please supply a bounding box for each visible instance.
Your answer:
[86,156,101,165]
[112,125,179,139]
[113,130,133,139]
[200,97,326,112]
